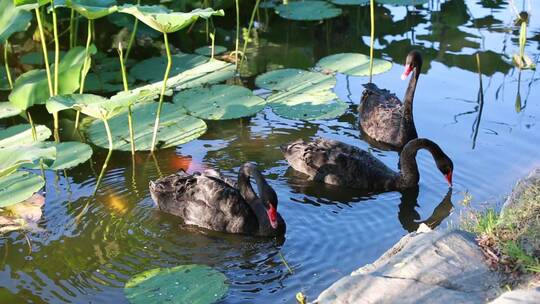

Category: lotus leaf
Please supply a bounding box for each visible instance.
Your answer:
[9,45,97,110]
[12,0,50,10]
[316,53,392,76]
[124,264,228,304]
[68,0,118,20]
[23,141,92,170]
[174,85,266,120]
[108,12,160,38]
[331,0,369,5]
[118,5,224,34]
[194,45,227,57]
[46,93,137,119]
[115,58,235,104]
[0,102,22,119]
[255,68,335,92]
[86,102,207,151]
[20,51,65,66]
[268,90,348,120]
[0,124,51,148]
[275,1,342,21]
[0,171,44,208]
[130,54,208,82]
[0,0,32,43]
[377,0,428,5]
[0,144,56,177]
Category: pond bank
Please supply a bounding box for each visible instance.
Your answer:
[313,169,540,304]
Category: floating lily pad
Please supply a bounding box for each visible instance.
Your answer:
[20,51,65,66]
[115,58,235,104]
[130,53,208,82]
[118,5,224,34]
[0,171,44,208]
[194,45,227,57]
[275,1,342,21]
[124,264,228,304]
[0,102,22,119]
[86,102,207,151]
[0,0,32,43]
[330,0,370,5]
[255,68,335,92]
[268,90,348,120]
[9,46,97,110]
[174,85,266,120]
[0,124,51,148]
[46,93,138,120]
[316,53,392,76]
[23,142,92,170]
[377,0,428,5]
[0,144,56,177]
[68,0,118,20]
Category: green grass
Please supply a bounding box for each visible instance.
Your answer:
[462,185,540,274]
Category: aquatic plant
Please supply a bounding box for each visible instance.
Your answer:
[513,21,535,71]
[124,264,228,304]
[118,4,224,152]
[275,1,342,21]
[316,53,392,76]
[117,42,136,155]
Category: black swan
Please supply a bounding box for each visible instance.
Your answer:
[281,137,453,192]
[149,163,286,237]
[358,50,423,149]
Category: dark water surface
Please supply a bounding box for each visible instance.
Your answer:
[1,0,540,302]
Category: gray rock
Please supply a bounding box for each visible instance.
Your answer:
[489,288,540,304]
[501,168,540,217]
[315,230,501,303]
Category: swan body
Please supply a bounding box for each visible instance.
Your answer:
[149,163,285,237]
[359,50,423,149]
[281,138,453,192]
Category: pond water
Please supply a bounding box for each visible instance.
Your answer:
[1,0,540,303]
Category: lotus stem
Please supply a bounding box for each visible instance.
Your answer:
[34,8,53,97]
[150,32,172,153]
[3,40,13,89]
[102,116,114,151]
[210,32,216,60]
[74,11,79,46]
[125,0,140,62]
[69,9,75,48]
[368,0,375,83]
[75,19,93,129]
[52,7,60,95]
[240,0,261,66]
[235,0,240,68]
[118,43,136,155]
[27,111,37,141]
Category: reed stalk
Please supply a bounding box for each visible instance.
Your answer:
[69,9,75,48]
[124,0,140,62]
[240,0,261,66]
[3,41,13,89]
[34,8,53,96]
[369,0,375,83]
[235,0,240,68]
[52,7,59,95]
[150,33,172,153]
[118,43,136,155]
[75,19,93,129]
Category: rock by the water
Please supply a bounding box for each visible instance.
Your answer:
[488,288,540,304]
[315,230,501,303]
[501,168,540,216]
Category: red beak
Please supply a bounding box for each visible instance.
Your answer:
[266,203,278,229]
[445,171,453,187]
[401,64,413,80]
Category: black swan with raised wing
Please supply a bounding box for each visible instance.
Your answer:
[359,50,423,149]
[149,163,285,237]
[281,138,453,192]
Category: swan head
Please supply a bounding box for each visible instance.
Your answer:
[401,50,423,80]
[262,187,279,229]
[435,155,454,187]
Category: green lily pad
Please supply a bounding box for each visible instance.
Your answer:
[0,124,51,148]
[0,171,44,208]
[68,0,118,20]
[46,93,137,120]
[12,0,50,10]
[377,0,428,5]
[0,144,56,177]
[20,51,66,66]
[275,1,342,21]
[268,89,348,120]
[124,264,228,304]
[130,53,208,82]
[330,0,369,5]
[118,5,224,34]
[0,0,32,43]
[194,45,227,57]
[115,58,235,104]
[23,141,92,170]
[173,85,266,120]
[9,45,97,110]
[255,68,335,92]
[0,102,22,119]
[85,102,207,151]
[316,53,392,76]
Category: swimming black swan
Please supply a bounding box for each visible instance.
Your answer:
[281,138,453,192]
[358,50,423,149]
[149,163,285,237]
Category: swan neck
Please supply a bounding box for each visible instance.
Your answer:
[398,140,422,188]
[237,164,274,233]
[402,66,420,122]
